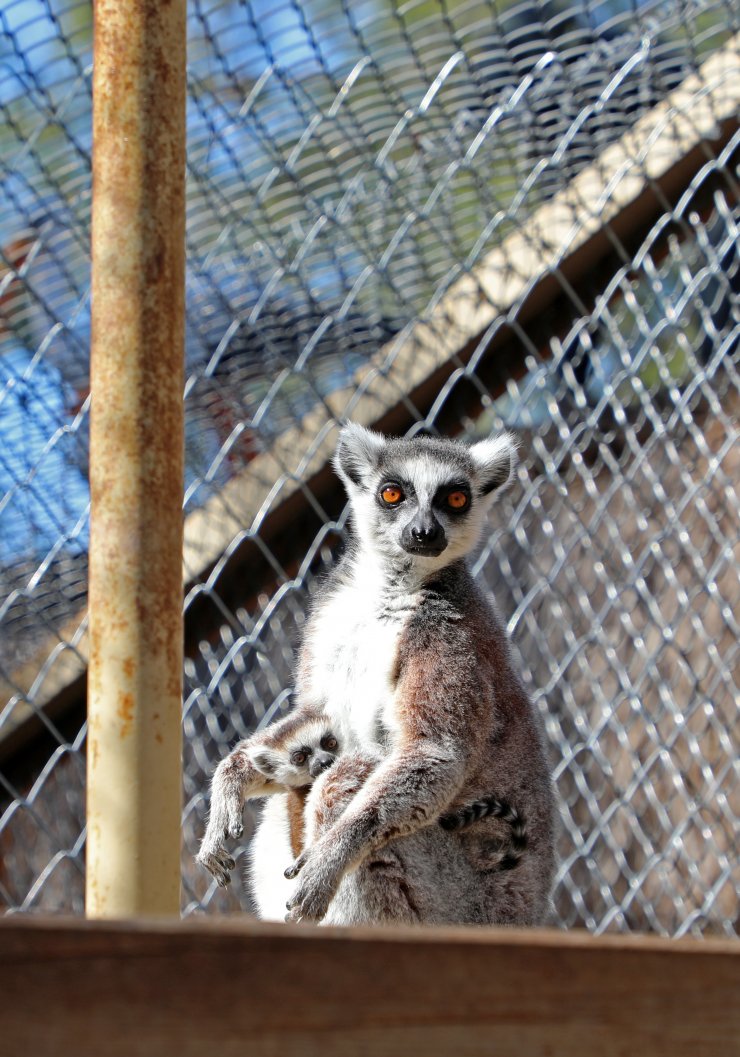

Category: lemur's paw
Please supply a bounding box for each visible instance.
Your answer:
[284,849,308,880]
[228,820,244,840]
[285,852,339,923]
[197,848,236,888]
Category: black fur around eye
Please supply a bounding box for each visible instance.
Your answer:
[321,735,338,752]
[290,750,308,766]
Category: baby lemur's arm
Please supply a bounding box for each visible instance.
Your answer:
[197,739,279,887]
[196,704,321,886]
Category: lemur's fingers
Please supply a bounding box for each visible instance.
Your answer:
[197,848,236,888]
[284,849,308,880]
[285,880,331,923]
[285,848,339,923]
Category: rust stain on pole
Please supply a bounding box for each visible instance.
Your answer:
[87,0,186,917]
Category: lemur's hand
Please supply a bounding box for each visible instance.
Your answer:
[284,838,344,923]
[196,843,236,888]
[196,812,238,887]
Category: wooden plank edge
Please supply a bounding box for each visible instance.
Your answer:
[0,917,737,1057]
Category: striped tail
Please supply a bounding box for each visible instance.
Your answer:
[438,795,527,870]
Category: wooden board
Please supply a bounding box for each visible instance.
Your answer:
[0,917,738,1056]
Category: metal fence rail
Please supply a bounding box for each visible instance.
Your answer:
[0,0,737,935]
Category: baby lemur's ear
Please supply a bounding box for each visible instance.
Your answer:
[246,744,282,778]
[469,432,518,495]
[333,422,386,487]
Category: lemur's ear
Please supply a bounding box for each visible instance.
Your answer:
[469,433,518,495]
[333,422,385,487]
[246,745,281,777]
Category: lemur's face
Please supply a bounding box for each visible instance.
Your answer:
[248,721,340,788]
[333,426,516,570]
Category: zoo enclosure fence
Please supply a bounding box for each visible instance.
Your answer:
[0,0,737,938]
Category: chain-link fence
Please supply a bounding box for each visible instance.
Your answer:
[0,0,737,935]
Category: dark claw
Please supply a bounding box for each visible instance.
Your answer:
[285,904,303,924]
[285,851,307,879]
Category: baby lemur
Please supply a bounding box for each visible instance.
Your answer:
[199,424,555,925]
[198,709,339,884]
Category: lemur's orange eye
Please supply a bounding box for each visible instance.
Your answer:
[381,485,404,505]
[290,751,307,766]
[447,491,469,510]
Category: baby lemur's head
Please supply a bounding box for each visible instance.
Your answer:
[333,424,517,571]
[247,716,341,788]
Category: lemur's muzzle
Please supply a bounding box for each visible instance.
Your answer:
[309,753,335,779]
[401,512,447,556]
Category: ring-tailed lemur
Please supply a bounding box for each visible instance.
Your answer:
[197,709,340,885]
[199,425,556,925]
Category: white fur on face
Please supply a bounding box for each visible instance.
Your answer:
[392,454,485,566]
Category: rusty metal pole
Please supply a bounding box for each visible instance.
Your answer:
[87,0,186,917]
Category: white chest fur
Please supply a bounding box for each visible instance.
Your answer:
[305,571,416,749]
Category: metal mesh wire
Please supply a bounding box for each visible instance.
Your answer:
[0,0,737,935]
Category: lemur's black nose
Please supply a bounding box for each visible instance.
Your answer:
[309,754,335,778]
[411,522,441,543]
[402,513,447,555]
